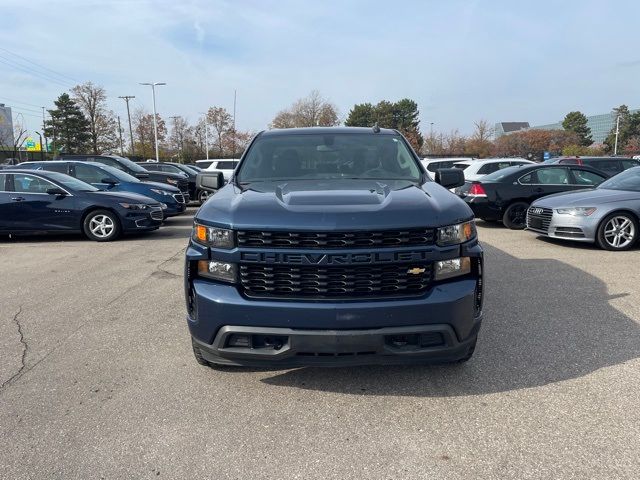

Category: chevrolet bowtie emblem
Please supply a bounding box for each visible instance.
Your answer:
[407,267,426,275]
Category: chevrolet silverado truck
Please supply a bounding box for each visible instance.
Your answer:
[186,127,483,367]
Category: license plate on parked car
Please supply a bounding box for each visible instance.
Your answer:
[529,217,543,229]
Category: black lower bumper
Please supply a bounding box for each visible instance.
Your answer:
[192,320,481,367]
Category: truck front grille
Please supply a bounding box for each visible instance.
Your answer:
[237,228,435,249]
[240,263,432,299]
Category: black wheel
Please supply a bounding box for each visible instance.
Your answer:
[82,209,121,242]
[197,189,212,204]
[454,335,477,363]
[191,338,211,366]
[596,212,639,251]
[502,202,529,230]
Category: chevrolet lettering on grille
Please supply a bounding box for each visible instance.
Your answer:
[240,251,432,265]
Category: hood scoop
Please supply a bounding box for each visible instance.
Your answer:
[275,181,391,206]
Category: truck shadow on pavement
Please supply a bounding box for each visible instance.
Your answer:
[261,244,640,396]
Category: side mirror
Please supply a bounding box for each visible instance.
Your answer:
[101,177,118,185]
[196,171,224,192]
[46,187,67,196]
[135,172,150,179]
[435,168,465,189]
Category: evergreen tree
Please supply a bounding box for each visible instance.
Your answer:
[44,93,90,154]
[344,103,376,127]
[603,105,630,152]
[562,111,592,146]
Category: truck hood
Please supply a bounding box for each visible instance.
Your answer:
[196,179,473,230]
[533,188,640,207]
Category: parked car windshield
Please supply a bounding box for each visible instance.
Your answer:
[44,171,100,192]
[237,133,422,182]
[113,156,149,174]
[597,167,640,192]
[96,164,141,183]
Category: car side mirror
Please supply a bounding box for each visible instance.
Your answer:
[46,187,67,196]
[196,171,224,192]
[101,177,118,185]
[435,168,465,189]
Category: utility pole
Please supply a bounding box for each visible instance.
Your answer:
[41,106,48,154]
[140,82,166,162]
[118,95,136,155]
[117,116,125,156]
[614,115,621,156]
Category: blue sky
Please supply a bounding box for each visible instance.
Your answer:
[1,0,640,136]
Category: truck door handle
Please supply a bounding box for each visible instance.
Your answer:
[10,196,25,202]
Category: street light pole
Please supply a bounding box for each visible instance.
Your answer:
[140,83,166,161]
[118,95,136,155]
[614,115,621,156]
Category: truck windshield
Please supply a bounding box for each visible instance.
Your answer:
[237,133,422,182]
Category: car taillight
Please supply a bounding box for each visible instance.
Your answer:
[469,183,487,197]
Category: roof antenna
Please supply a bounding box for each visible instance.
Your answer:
[372,122,380,133]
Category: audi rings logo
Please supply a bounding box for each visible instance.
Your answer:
[530,207,544,215]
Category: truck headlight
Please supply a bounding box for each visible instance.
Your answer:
[556,207,596,216]
[193,223,235,249]
[436,221,476,246]
[197,260,237,283]
[434,257,471,281]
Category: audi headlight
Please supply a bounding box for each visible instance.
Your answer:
[197,260,237,283]
[118,202,148,210]
[556,207,596,216]
[150,188,172,196]
[193,223,235,249]
[437,221,476,246]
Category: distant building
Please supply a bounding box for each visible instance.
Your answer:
[0,104,14,147]
[531,109,640,144]
[495,122,530,137]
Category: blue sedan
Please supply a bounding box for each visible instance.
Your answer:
[18,161,187,217]
[0,169,164,241]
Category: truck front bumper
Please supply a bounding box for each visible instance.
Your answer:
[188,277,482,367]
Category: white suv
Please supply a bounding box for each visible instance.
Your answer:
[205,159,239,181]
[421,157,474,179]
[453,158,533,181]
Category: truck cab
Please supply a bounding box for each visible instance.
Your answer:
[186,127,483,367]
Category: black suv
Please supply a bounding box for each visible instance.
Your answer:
[549,156,640,177]
[59,155,190,200]
[136,162,202,203]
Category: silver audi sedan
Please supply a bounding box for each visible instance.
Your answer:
[526,167,640,251]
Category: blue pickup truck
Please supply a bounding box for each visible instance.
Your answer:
[186,127,484,367]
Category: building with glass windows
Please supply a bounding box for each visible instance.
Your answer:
[531,109,639,144]
[0,103,14,147]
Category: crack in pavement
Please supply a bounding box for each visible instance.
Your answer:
[155,247,186,278]
[0,306,26,393]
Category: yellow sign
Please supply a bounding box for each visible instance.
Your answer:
[25,137,42,151]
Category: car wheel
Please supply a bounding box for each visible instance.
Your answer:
[502,202,529,230]
[83,210,121,242]
[197,189,212,204]
[596,212,639,251]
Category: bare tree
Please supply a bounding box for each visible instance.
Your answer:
[472,120,494,142]
[206,107,233,156]
[270,90,339,128]
[71,82,118,154]
[168,116,192,160]
[133,107,167,159]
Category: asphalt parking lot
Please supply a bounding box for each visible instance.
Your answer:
[1,210,639,479]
